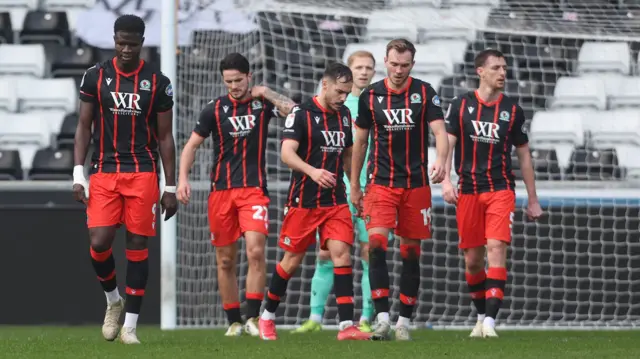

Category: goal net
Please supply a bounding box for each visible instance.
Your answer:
[171,0,640,329]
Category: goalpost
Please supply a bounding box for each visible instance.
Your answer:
[161,0,640,330]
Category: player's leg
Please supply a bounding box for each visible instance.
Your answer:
[322,205,371,340]
[456,193,488,338]
[482,190,516,338]
[117,172,159,344]
[235,189,270,335]
[207,189,244,336]
[363,184,400,340]
[292,245,331,333]
[393,186,433,341]
[259,207,317,340]
[354,217,373,332]
[86,173,125,341]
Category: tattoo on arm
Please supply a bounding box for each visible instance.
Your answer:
[264,88,296,116]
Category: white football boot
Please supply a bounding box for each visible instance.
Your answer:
[102,298,124,341]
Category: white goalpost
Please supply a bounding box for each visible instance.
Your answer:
[161,0,640,330]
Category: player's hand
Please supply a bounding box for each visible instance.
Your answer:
[526,199,543,221]
[310,168,336,189]
[161,190,178,221]
[441,179,458,205]
[72,183,88,204]
[429,160,446,184]
[251,85,267,98]
[177,181,191,205]
[350,187,364,217]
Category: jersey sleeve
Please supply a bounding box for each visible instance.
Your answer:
[444,97,462,137]
[264,98,277,119]
[424,84,444,123]
[355,90,373,129]
[78,66,99,103]
[155,74,174,113]
[512,105,529,147]
[193,101,217,139]
[282,106,306,142]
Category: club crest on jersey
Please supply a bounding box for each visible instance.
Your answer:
[140,79,151,91]
[285,113,295,128]
[252,100,262,110]
[342,116,349,127]
[499,110,510,122]
[165,83,173,96]
[432,95,441,107]
[410,93,421,103]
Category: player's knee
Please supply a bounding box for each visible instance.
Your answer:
[317,249,331,262]
[486,240,507,266]
[218,256,235,271]
[89,228,115,252]
[464,247,485,271]
[246,245,265,269]
[126,232,148,250]
[89,240,111,253]
[330,246,351,267]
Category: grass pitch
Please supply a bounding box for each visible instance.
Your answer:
[2,326,640,359]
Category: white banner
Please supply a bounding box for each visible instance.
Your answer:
[75,0,257,49]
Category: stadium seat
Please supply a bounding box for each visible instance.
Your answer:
[389,0,441,7]
[529,110,585,170]
[0,149,21,180]
[0,43,46,77]
[587,110,640,175]
[448,0,499,5]
[28,147,73,180]
[17,78,77,113]
[413,49,453,76]
[576,41,631,75]
[0,77,17,112]
[50,44,94,77]
[19,10,69,45]
[420,7,490,41]
[0,0,38,9]
[42,0,95,8]
[0,11,11,43]
[425,40,468,66]
[366,8,419,42]
[548,76,607,110]
[608,77,640,109]
[0,113,50,147]
[530,148,561,181]
[565,147,622,181]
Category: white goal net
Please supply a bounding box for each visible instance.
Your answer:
[171,0,640,329]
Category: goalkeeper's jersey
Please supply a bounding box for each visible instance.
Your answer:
[344,92,371,195]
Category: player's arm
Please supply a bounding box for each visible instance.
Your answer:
[512,106,541,219]
[281,108,335,188]
[156,76,177,220]
[72,67,98,202]
[351,92,372,193]
[443,98,462,180]
[425,85,447,183]
[252,86,296,116]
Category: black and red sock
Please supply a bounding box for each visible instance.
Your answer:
[265,263,291,314]
[223,302,242,324]
[465,270,487,317]
[124,248,149,315]
[90,247,117,292]
[398,244,420,319]
[485,267,507,319]
[333,266,354,323]
[368,233,390,315]
[245,292,264,319]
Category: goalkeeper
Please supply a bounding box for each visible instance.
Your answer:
[293,51,389,333]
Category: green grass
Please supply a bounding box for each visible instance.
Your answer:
[2,326,640,359]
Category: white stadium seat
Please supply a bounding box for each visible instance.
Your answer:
[17,78,77,113]
[608,77,640,109]
[0,44,46,77]
[576,41,631,75]
[448,0,499,5]
[0,0,38,9]
[413,50,453,76]
[389,0,441,7]
[366,9,420,43]
[0,113,51,149]
[420,7,489,41]
[529,110,586,169]
[549,76,607,110]
[588,110,640,176]
[424,40,468,65]
[0,78,18,112]
[42,0,95,8]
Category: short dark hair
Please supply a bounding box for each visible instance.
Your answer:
[114,15,145,35]
[323,62,353,83]
[386,38,416,59]
[219,53,250,74]
[475,49,504,68]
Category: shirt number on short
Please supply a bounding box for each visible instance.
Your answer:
[252,205,269,222]
[420,208,432,227]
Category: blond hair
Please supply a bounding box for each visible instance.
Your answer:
[347,50,376,67]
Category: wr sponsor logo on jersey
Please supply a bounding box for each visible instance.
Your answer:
[320,130,346,153]
[470,121,501,144]
[382,108,415,131]
[228,115,256,137]
[110,92,142,116]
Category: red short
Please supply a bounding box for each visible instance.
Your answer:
[87,172,159,236]
[363,184,432,239]
[456,190,516,249]
[279,204,353,253]
[208,187,270,247]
